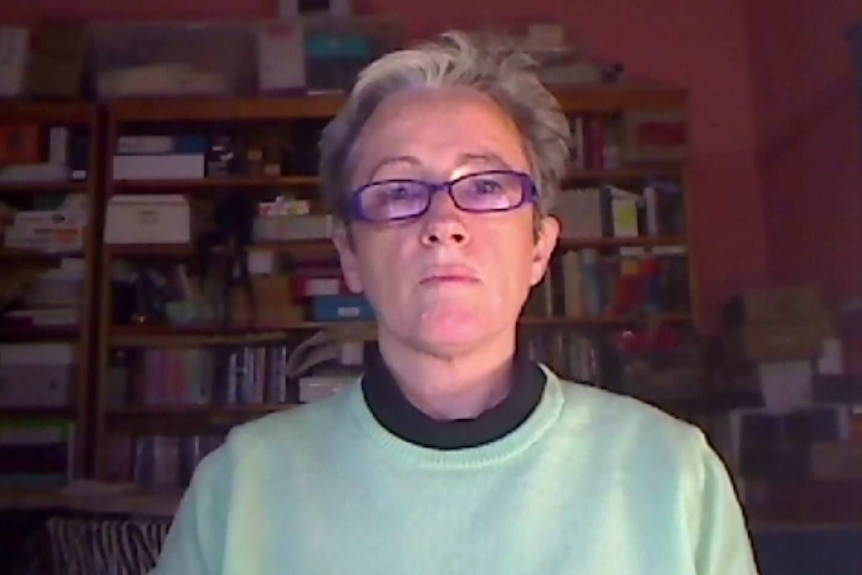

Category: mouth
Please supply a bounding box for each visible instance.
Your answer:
[419,266,481,285]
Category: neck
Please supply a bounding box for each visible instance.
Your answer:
[377,329,517,421]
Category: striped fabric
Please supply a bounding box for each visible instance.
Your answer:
[46,516,171,575]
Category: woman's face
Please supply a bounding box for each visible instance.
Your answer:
[333,87,558,358]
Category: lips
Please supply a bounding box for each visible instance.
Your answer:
[419,265,481,285]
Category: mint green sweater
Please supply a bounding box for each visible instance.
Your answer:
[152,368,760,575]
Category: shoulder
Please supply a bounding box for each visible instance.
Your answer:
[553,375,713,471]
[206,386,356,472]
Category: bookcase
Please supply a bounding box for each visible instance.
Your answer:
[87,83,705,488]
[0,101,99,484]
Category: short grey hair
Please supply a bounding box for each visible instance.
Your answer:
[318,30,572,223]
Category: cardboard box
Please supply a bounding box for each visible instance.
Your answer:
[745,479,862,524]
[0,344,75,408]
[811,443,862,479]
[0,27,29,97]
[25,22,88,98]
[105,195,191,245]
[622,109,689,163]
[230,274,303,327]
[0,124,40,164]
[723,284,825,327]
[725,317,832,364]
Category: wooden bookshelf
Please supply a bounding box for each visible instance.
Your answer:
[0,325,81,342]
[107,94,347,123]
[553,82,688,112]
[91,84,700,487]
[0,247,84,262]
[0,101,93,124]
[105,404,293,435]
[0,406,77,419]
[103,84,687,124]
[566,165,683,184]
[106,235,686,262]
[0,483,183,516]
[105,313,691,350]
[0,101,100,485]
[0,181,90,195]
[106,165,683,195]
[112,175,321,193]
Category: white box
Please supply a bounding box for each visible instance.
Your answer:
[0,27,29,97]
[105,195,191,244]
[112,154,205,180]
[257,23,305,93]
[0,344,75,408]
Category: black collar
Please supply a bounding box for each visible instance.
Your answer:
[361,345,546,450]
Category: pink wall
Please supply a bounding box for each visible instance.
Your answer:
[746,0,862,305]
[0,0,769,331]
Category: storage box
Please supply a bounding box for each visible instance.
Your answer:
[230,274,304,327]
[723,284,825,327]
[91,21,258,98]
[811,443,862,479]
[0,344,75,408]
[725,317,833,364]
[0,27,29,97]
[25,22,88,98]
[254,214,333,241]
[303,16,403,92]
[311,295,374,322]
[622,109,689,163]
[105,195,191,245]
[257,23,305,94]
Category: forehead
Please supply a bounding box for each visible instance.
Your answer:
[352,87,528,179]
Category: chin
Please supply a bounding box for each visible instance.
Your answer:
[414,307,491,350]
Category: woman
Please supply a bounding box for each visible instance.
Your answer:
[151,31,760,575]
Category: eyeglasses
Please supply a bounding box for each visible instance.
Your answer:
[347,170,539,223]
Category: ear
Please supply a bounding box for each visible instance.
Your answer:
[332,225,364,294]
[529,215,559,287]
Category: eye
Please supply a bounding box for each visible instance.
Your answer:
[469,177,504,195]
[384,184,417,201]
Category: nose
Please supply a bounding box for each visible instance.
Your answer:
[419,187,471,247]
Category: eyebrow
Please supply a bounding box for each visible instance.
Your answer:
[455,152,513,169]
[368,156,420,181]
[366,151,515,182]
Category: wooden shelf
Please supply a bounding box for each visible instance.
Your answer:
[0,181,89,195]
[105,404,292,435]
[0,101,94,123]
[108,94,346,122]
[553,83,688,112]
[0,406,77,419]
[105,166,682,195]
[0,483,182,515]
[635,389,764,415]
[108,315,690,348]
[108,236,686,261]
[519,313,691,328]
[105,84,686,124]
[565,165,683,184]
[0,248,83,262]
[111,175,320,193]
[109,239,338,260]
[559,236,686,250]
[0,325,81,342]
[110,323,321,348]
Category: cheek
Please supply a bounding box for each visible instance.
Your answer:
[354,230,413,295]
[485,229,538,297]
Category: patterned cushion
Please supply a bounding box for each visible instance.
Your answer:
[46,516,171,575]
